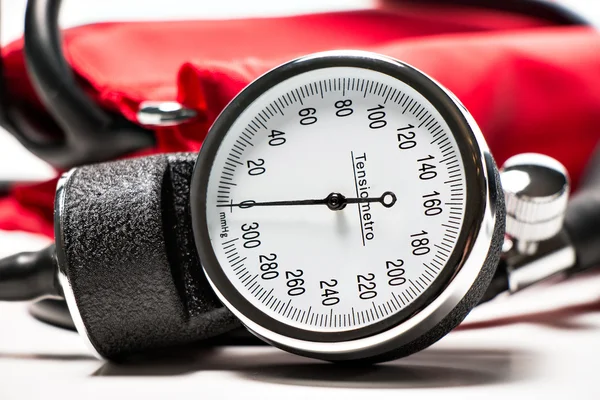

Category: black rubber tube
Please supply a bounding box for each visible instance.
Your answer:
[564,143,600,273]
[0,245,60,301]
[403,0,592,26]
[23,0,154,168]
[24,0,111,135]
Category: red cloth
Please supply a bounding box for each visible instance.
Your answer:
[1,5,599,237]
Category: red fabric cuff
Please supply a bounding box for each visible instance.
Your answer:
[1,7,598,237]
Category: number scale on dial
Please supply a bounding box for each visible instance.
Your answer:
[205,66,466,332]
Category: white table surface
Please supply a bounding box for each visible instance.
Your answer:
[1,1,600,399]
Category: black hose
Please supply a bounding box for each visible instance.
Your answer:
[565,143,600,274]
[0,244,61,301]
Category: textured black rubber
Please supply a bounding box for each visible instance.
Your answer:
[57,153,239,359]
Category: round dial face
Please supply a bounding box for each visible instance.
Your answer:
[200,58,471,340]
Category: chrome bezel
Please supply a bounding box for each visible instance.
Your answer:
[192,51,500,360]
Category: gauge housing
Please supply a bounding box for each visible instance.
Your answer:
[191,51,505,362]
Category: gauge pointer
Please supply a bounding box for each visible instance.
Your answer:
[218,191,396,211]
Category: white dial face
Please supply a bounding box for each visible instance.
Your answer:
[204,65,467,333]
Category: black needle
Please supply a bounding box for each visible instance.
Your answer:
[217,191,397,211]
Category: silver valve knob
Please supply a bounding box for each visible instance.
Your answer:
[500,153,570,255]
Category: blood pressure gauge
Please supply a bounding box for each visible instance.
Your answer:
[191,51,505,363]
[0,49,579,362]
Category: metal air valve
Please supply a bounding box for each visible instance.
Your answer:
[500,153,575,293]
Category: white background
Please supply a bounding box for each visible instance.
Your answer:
[0,1,599,399]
